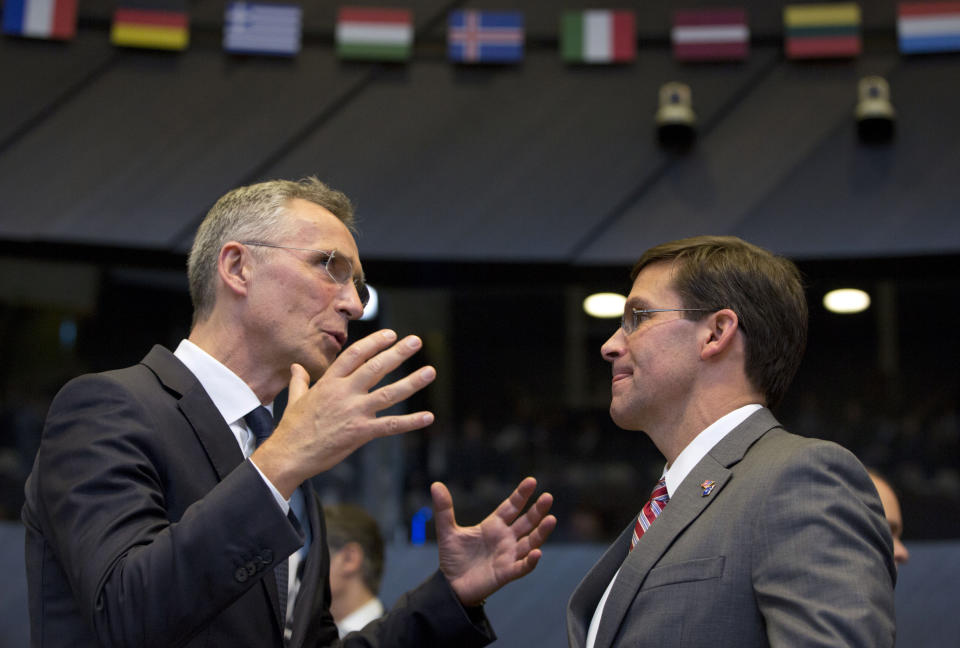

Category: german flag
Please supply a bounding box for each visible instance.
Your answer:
[784,3,861,59]
[111,0,188,50]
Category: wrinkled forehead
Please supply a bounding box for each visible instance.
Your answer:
[284,199,362,265]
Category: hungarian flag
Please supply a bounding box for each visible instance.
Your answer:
[224,2,301,57]
[111,0,189,50]
[898,2,960,53]
[336,7,414,61]
[2,0,76,40]
[672,8,749,61]
[560,10,635,64]
[448,10,524,63]
[784,3,861,59]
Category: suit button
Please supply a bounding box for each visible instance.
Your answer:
[262,549,273,564]
[245,561,256,576]
[235,567,248,583]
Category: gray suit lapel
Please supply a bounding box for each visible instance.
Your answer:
[567,524,633,646]
[592,409,781,647]
[593,457,733,647]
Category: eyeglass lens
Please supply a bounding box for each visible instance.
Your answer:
[325,253,369,306]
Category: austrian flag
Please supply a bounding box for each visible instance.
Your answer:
[561,10,635,63]
[448,10,524,63]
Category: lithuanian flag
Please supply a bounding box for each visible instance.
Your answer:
[784,3,861,59]
[111,0,189,50]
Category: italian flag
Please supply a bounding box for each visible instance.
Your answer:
[561,10,635,63]
[336,7,413,61]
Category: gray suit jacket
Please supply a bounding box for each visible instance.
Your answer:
[567,409,895,647]
[23,345,494,648]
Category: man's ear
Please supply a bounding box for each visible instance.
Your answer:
[217,241,250,297]
[700,308,740,360]
[337,542,365,576]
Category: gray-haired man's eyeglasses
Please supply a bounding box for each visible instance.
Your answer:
[621,308,716,335]
[240,241,369,307]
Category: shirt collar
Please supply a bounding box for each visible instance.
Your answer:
[173,339,271,426]
[663,404,762,496]
[337,597,384,638]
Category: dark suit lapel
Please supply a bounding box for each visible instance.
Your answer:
[289,484,327,648]
[140,344,284,633]
[140,345,246,481]
[592,409,781,647]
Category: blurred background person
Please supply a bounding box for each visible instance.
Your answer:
[325,504,387,637]
[869,470,910,568]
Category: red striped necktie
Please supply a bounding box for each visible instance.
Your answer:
[630,477,669,551]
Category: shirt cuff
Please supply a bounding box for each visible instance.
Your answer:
[249,458,291,515]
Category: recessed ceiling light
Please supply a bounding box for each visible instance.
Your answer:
[583,292,626,319]
[823,288,870,314]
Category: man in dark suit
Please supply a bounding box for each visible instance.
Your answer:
[566,236,895,647]
[23,177,556,648]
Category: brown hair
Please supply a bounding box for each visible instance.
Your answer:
[324,504,385,594]
[631,235,807,409]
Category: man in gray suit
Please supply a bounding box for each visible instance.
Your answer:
[567,236,895,647]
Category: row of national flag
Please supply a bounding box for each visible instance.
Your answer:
[5,1,960,61]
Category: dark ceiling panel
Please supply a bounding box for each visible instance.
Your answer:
[576,52,960,263]
[0,2,957,264]
[0,38,370,248]
[0,31,115,145]
[257,47,782,261]
[736,56,960,258]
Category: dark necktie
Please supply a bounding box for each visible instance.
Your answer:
[630,477,670,550]
[244,406,291,621]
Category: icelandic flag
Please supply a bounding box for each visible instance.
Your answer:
[448,10,524,63]
[2,0,77,40]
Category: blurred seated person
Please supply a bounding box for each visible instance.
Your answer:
[326,504,386,637]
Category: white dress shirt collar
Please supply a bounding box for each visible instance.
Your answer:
[663,403,763,496]
[337,597,385,638]
[173,339,270,426]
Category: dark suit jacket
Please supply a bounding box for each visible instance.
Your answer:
[23,345,494,648]
[566,408,896,647]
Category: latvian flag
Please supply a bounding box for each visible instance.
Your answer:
[672,8,749,61]
[448,10,524,63]
[898,2,960,54]
[2,0,77,40]
[224,2,301,57]
[111,0,189,50]
[560,10,635,63]
[336,7,414,61]
[784,3,861,59]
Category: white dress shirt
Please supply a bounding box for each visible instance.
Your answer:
[337,597,385,638]
[173,339,305,634]
[585,404,763,648]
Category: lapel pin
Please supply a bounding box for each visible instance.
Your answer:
[700,480,717,497]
